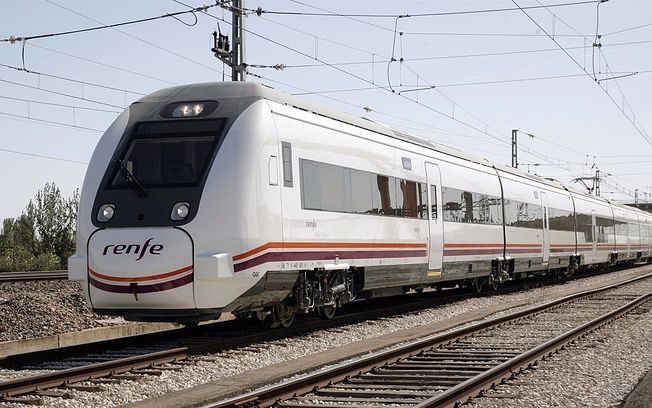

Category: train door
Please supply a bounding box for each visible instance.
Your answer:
[425,163,443,273]
[540,192,550,263]
[623,212,632,258]
[591,210,597,253]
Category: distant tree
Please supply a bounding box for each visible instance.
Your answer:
[0,245,36,272]
[11,213,38,254]
[0,218,13,252]
[28,183,79,269]
[0,182,79,271]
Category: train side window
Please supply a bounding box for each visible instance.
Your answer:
[282,142,293,188]
[430,185,438,220]
[418,183,428,219]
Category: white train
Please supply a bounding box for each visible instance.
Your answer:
[68,82,652,327]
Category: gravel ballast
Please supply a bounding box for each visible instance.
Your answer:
[0,267,648,408]
[0,280,121,342]
[469,298,652,408]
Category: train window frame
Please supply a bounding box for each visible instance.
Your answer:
[299,158,425,220]
[282,141,293,188]
[107,119,223,190]
[430,184,438,220]
[441,186,502,225]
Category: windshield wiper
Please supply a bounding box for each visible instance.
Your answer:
[114,160,148,197]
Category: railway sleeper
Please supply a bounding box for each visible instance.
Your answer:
[405,357,499,366]
[348,375,464,386]
[296,395,424,404]
[390,363,490,371]
[150,364,184,371]
[410,355,512,363]
[131,369,163,376]
[316,387,441,398]
[376,368,485,377]
[89,378,122,384]
[366,371,475,382]
[109,373,142,381]
[421,350,521,357]
[63,383,104,392]
[435,344,523,351]
[333,383,449,391]
[275,402,387,408]
[31,390,70,399]
[0,396,43,405]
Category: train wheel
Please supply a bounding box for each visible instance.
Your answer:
[555,267,572,281]
[471,278,484,293]
[489,274,500,291]
[263,305,295,329]
[414,288,424,294]
[317,305,337,320]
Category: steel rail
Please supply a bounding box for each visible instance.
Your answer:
[414,292,652,407]
[0,284,502,398]
[0,270,68,282]
[0,271,649,403]
[205,272,652,408]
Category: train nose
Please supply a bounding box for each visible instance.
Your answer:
[87,228,195,312]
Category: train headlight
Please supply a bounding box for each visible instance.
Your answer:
[160,101,218,119]
[172,103,204,117]
[171,202,190,220]
[97,204,115,222]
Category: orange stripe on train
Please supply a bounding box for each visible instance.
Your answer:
[233,242,428,261]
[88,265,193,283]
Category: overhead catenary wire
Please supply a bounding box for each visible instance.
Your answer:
[0,62,147,96]
[603,21,652,36]
[265,1,650,200]
[0,95,121,113]
[511,0,652,146]
[246,70,509,153]
[0,147,88,165]
[1,3,216,43]
[1,3,644,203]
[249,1,600,19]
[0,110,104,132]
[179,1,514,149]
[154,3,652,201]
[0,77,125,109]
[41,1,225,77]
[297,6,646,199]
[247,0,607,163]
[252,39,652,69]
[25,42,179,86]
[250,2,649,200]
[245,0,652,194]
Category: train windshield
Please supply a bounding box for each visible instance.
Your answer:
[110,120,222,188]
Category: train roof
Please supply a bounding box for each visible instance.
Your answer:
[138,82,646,218]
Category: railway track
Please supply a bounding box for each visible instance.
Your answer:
[0,270,67,282]
[206,274,652,408]
[0,269,647,405]
[0,282,494,404]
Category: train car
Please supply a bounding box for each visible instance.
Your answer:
[68,82,650,327]
[570,190,617,267]
[496,168,577,280]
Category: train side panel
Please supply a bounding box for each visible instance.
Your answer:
[269,103,430,293]
[436,162,504,282]
[570,193,614,266]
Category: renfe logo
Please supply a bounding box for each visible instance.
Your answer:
[102,238,164,261]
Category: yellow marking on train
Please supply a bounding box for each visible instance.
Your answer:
[427,270,442,277]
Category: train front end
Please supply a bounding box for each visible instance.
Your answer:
[68,82,281,322]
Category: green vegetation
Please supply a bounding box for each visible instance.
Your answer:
[0,183,79,271]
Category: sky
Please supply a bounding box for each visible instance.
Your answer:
[1,0,651,221]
